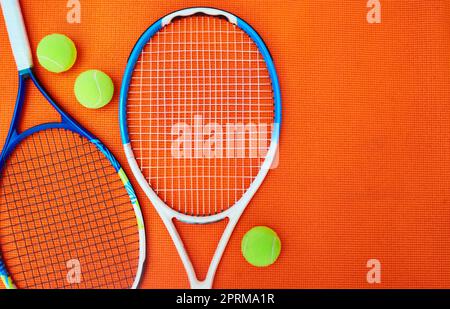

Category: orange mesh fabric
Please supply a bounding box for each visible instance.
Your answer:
[1,0,450,288]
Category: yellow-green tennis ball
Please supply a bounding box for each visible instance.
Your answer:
[74,70,115,109]
[241,226,281,267]
[37,34,77,73]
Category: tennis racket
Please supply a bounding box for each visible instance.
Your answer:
[120,7,281,288]
[0,0,145,289]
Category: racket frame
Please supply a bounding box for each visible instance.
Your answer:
[120,7,281,288]
[0,0,146,289]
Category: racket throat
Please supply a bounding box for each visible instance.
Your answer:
[190,278,213,289]
[162,214,240,289]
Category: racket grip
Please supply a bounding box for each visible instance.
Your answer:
[0,0,33,70]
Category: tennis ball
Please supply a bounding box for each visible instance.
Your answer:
[37,34,77,73]
[74,70,115,109]
[241,226,281,267]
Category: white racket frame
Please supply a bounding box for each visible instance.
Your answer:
[122,7,281,289]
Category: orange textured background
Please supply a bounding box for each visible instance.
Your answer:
[1,0,450,288]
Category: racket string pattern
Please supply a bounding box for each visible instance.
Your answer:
[0,129,141,289]
[127,15,275,217]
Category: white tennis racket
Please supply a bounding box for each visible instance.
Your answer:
[120,7,281,288]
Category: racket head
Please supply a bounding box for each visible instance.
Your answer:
[0,71,146,289]
[120,8,281,223]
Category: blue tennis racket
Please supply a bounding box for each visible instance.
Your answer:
[0,0,145,289]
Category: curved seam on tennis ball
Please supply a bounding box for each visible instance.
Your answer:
[39,55,65,71]
[242,236,248,255]
[93,71,103,107]
[271,237,276,264]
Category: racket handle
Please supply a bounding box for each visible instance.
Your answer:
[0,0,33,70]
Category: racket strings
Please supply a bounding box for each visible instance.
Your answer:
[2,148,112,184]
[0,129,140,289]
[8,131,119,288]
[127,15,275,217]
[14,132,135,286]
[0,168,122,208]
[4,232,140,288]
[22,259,137,289]
[4,234,140,284]
[0,203,138,248]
